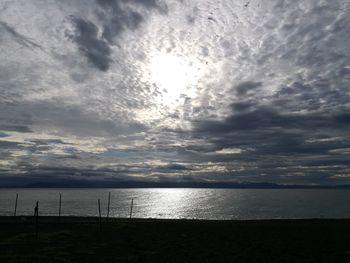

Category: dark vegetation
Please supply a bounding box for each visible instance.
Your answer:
[0,217,349,263]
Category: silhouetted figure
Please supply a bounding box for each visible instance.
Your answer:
[34,201,38,217]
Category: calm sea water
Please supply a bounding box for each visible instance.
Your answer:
[0,188,349,220]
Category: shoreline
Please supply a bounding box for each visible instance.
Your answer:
[1,215,350,223]
[1,216,349,262]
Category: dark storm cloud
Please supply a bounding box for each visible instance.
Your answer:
[195,58,350,144]
[70,0,167,70]
[194,107,350,135]
[97,0,168,13]
[190,75,350,183]
[155,163,190,172]
[234,81,262,96]
[231,101,254,112]
[0,140,22,149]
[71,18,112,71]
[193,104,350,152]
[300,157,350,167]
[273,80,350,112]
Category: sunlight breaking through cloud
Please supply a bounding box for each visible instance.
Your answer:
[0,0,350,186]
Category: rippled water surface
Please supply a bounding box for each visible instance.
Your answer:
[1,188,350,219]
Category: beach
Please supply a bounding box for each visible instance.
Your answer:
[0,216,349,262]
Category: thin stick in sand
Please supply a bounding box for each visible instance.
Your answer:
[34,201,39,240]
[14,193,18,217]
[98,199,102,232]
[59,193,62,217]
[107,192,111,221]
[129,198,134,219]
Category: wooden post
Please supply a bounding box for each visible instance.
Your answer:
[107,192,111,221]
[129,198,134,219]
[98,199,102,232]
[59,193,62,217]
[14,193,18,217]
[35,201,39,240]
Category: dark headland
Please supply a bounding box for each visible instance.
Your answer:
[0,216,349,262]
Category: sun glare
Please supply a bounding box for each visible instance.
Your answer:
[148,53,201,106]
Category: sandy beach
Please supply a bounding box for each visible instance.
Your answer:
[0,216,349,262]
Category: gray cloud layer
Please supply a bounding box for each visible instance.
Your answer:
[0,0,349,186]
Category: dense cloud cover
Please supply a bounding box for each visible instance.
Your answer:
[0,0,349,186]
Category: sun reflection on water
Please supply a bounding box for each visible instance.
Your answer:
[136,188,197,219]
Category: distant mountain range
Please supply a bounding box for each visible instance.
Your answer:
[1,180,350,189]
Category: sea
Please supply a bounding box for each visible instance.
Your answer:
[0,188,350,220]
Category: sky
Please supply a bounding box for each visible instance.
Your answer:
[0,0,349,187]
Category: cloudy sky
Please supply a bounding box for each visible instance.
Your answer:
[0,0,349,186]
